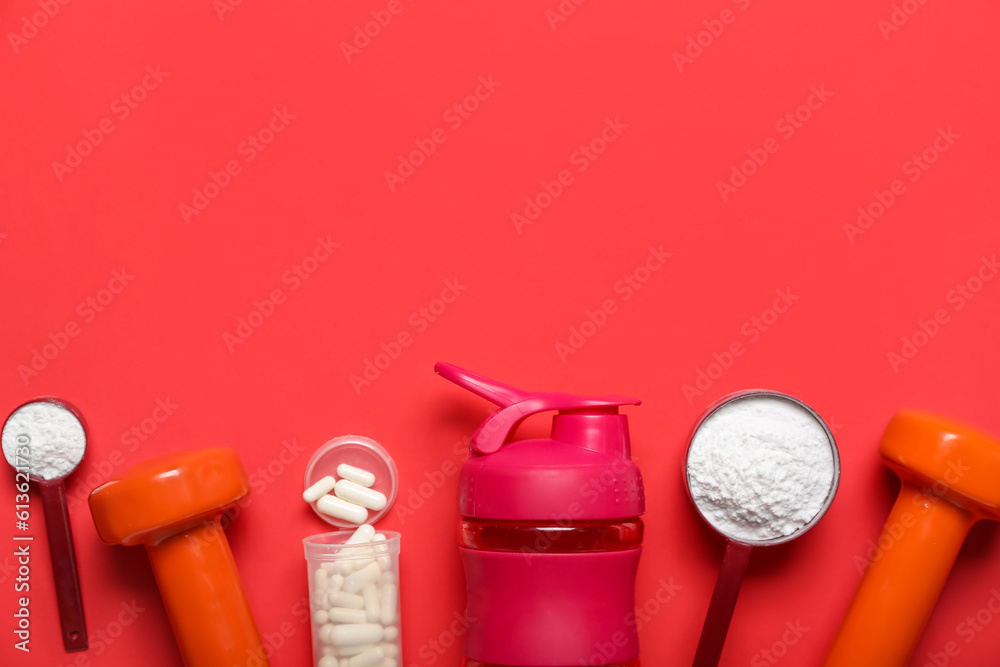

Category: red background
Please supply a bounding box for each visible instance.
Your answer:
[2,0,999,665]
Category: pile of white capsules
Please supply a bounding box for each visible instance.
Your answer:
[310,524,399,667]
[304,463,388,524]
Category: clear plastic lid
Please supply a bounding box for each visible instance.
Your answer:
[304,435,399,527]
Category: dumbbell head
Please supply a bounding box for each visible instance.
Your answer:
[90,447,250,546]
[880,410,1000,520]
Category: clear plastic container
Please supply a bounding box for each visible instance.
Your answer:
[304,531,401,667]
[304,435,399,527]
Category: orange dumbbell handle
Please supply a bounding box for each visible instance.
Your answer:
[824,486,975,667]
[147,518,268,667]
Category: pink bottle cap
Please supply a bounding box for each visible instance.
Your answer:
[435,363,645,521]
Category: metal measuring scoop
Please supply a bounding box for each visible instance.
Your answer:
[3,398,89,652]
[684,390,840,667]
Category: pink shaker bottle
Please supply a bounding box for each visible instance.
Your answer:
[435,363,646,667]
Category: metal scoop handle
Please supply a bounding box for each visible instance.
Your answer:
[38,478,88,651]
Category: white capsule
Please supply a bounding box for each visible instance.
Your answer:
[335,480,388,511]
[321,562,338,573]
[351,544,387,572]
[380,659,398,667]
[315,568,329,591]
[323,646,337,656]
[318,656,338,667]
[347,646,385,667]
[318,495,369,524]
[345,524,376,545]
[327,590,365,610]
[351,556,375,572]
[380,571,396,584]
[371,534,391,571]
[319,623,335,644]
[304,475,338,503]
[334,644,368,656]
[380,643,399,658]
[340,659,350,667]
[362,582,381,622]
[379,583,397,625]
[314,609,329,625]
[309,590,330,609]
[345,525,379,571]
[329,574,345,590]
[382,625,398,641]
[329,607,367,624]
[337,463,376,487]
[330,623,383,646]
[343,562,381,594]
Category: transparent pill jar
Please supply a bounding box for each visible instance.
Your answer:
[304,531,401,667]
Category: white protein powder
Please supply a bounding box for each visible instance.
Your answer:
[2,401,86,480]
[687,395,835,543]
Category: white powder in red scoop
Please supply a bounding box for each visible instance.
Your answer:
[2,401,86,480]
[687,395,835,543]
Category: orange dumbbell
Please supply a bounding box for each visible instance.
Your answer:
[89,448,268,667]
[825,410,1000,667]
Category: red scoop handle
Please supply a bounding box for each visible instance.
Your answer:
[692,540,752,667]
[39,479,88,652]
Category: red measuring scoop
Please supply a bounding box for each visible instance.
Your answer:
[685,390,840,667]
[2,397,89,652]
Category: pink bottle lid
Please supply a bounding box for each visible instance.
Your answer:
[435,363,645,521]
